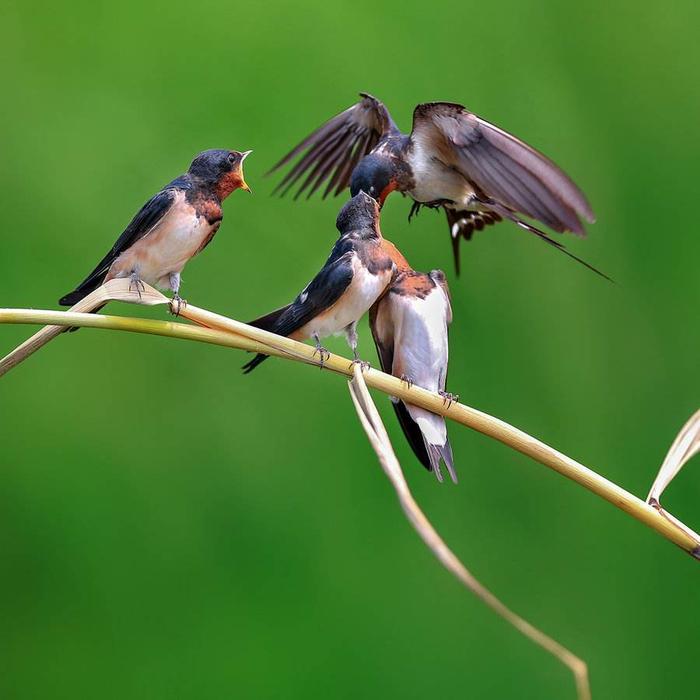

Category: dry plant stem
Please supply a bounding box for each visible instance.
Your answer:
[174,301,700,559]
[1,280,698,558]
[0,280,167,378]
[347,365,591,700]
[0,309,288,359]
[0,279,309,377]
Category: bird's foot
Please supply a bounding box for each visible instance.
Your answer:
[424,198,453,210]
[170,294,187,317]
[439,390,459,408]
[408,201,422,222]
[312,344,331,369]
[129,273,145,300]
[349,358,371,373]
[400,374,414,390]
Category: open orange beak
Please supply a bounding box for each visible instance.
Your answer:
[239,150,253,193]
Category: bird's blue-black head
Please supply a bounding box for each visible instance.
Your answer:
[336,191,380,235]
[349,153,397,205]
[188,149,252,198]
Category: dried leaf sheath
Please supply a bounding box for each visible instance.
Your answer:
[647,410,700,505]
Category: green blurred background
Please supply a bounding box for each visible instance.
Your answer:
[1,1,698,698]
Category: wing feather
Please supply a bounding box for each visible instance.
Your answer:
[59,187,177,305]
[295,130,357,200]
[270,93,397,199]
[410,102,594,234]
[276,128,347,195]
[242,247,356,372]
[273,251,355,336]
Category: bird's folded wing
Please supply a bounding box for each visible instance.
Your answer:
[61,188,176,303]
[410,102,595,234]
[272,251,356,337]
[270,93,395,199]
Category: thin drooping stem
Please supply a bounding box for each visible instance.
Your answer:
[348,365,590,700]
[0,280,698,559]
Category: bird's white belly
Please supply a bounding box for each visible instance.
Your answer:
[407,141,474,206]
[109,200,214,288]
[385,288,450,447]
[304,257,391,339]
[408,171,474,208]
[148,219,208,278]
[393,290,449,392]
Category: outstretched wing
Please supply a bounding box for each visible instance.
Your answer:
[269,93,397,200]
[410,102,595,235]
[59,188,176,305]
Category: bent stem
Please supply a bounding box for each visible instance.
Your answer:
[0,279,698,559]
[0,280,166,377]
[348,365,590,700]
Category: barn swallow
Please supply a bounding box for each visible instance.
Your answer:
[369,242,457,483]
[269,93,607,278]
[242,191,396,373]
[59,149,252,311]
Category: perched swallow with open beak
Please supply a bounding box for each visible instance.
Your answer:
[59,149,252,310]
[369,242,457,483]
[269,93,607,278]
[242,191,395,373]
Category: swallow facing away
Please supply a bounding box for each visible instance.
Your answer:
[269,93,604,277]
[242,191,396,373]
[369,242,457,483]
[59,149,252,311]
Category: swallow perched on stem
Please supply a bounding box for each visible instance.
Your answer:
[59,149,252,312]
[269,93,606,278]
[242,191,396,373]
[369,243,457,483]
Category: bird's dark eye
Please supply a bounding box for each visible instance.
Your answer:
[227,153,236,164]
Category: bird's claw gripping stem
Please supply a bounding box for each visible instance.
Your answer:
[350,358,371,373]
[312,345,331,369]
[401,374,414,390]
[439,390,459,408]
[129,273,145,300]
[170,294,187,317]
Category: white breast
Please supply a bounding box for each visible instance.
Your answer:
[391,286,450,393]
[301,254,392,340]
[407,134,474,207]
[108,191,217,289]
[391,285,451,446]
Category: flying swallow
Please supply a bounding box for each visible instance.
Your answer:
[242,191,396,373]
[269,93,606,278]
[369,243,457,483]
[59,149,252,311]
